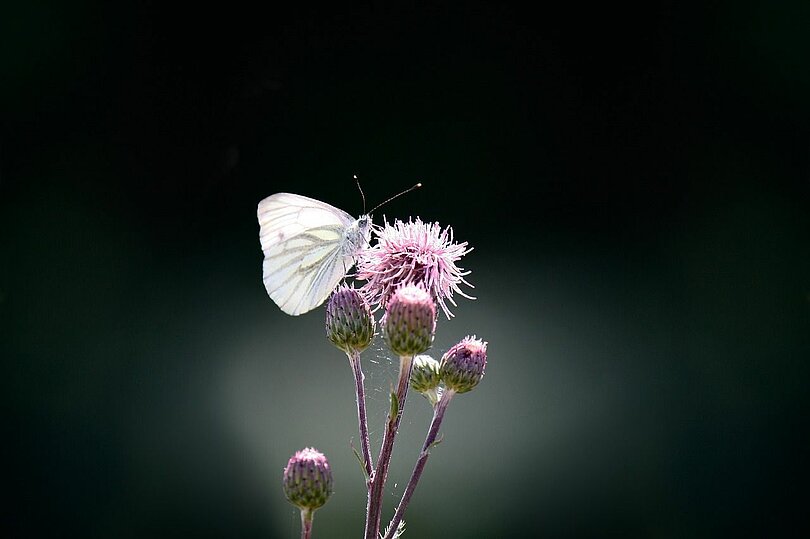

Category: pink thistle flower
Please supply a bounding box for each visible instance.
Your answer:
[382,283,437,356]
[325,284,375,354]
[356,218,474,318]
[440,335,488,394]
[282,447,333,511]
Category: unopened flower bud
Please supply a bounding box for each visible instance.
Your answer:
[440,336,488,394]
[326,285,375,354]
[411,354,442,405]
[382,284,436,356]
[282,447,333,511]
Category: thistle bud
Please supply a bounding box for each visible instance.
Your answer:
[282,447,333,511]
[382,284,437,356]
[440,336,488,394]
[326,285,375,354]
[410,354,442,405]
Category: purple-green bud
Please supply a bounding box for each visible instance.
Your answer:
[326,285,375,354]
[440,336,488,394]
[382,284,437,356]
[282,447,333,511]
[411,354,442,405]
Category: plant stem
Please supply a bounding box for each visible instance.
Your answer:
[348,350,373,478]
[383,389,455,539]
[300,508,313,539]
[364,355,414,539]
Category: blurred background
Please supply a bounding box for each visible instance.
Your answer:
[3,2,809,537]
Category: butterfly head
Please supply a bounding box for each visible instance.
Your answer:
[357,214,371,230]
[344,214,373,255]
[358,214,373,243]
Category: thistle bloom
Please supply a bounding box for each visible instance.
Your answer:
[382,284,437,356]
[440,335,488,394]
[326,284,375,354]
[357,218,474,318]
[283,447,334,511]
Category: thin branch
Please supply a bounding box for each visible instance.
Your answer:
[364,355,414,539]
[383,389,456,539]
[348,350,373,477]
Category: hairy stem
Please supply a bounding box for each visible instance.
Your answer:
[300,508,313,539]
[383,389,455,539]
[364,355,414,539]
[348,350,373,477]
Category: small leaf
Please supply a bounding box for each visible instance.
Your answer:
[428,434,444,450]
[389,390,399,420]
[382,518,406,539]
[349,439,369,480]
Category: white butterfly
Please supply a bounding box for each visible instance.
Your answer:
[257,192,372,316]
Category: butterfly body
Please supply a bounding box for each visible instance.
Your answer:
[257,192,372,316]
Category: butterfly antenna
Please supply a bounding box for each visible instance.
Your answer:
[369,182,422,214]
[354,174,367,214]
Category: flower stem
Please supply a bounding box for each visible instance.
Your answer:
[300,508,314,539]
[383,389,455,539]
[348,350,373,478]
[364,355,414,539]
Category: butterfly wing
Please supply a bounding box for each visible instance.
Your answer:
[258,193,357,315]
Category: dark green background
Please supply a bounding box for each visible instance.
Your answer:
[3,2,809,537]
